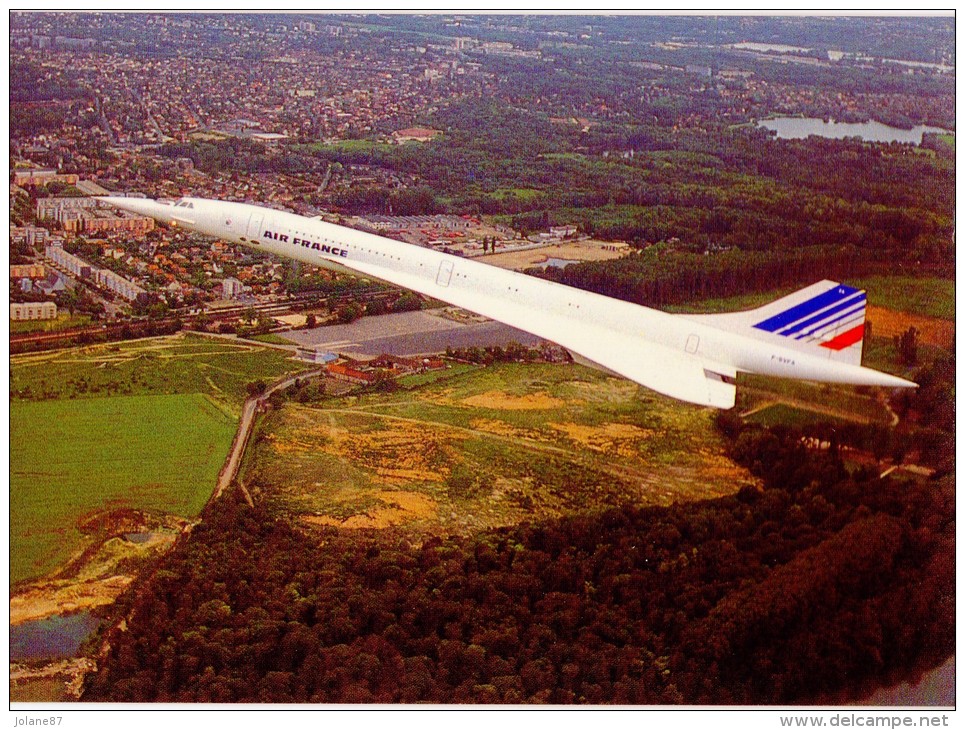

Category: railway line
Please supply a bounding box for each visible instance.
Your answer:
[9,286,394,353]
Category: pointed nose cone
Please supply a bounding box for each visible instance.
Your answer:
[96,196,171,221]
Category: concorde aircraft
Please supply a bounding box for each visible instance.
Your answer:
[97,196,916,409]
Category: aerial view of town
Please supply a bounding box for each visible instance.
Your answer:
[9,12,954,712]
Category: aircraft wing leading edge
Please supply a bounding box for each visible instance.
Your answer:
[346,258,738,408]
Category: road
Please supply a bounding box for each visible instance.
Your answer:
[212,367,321,506]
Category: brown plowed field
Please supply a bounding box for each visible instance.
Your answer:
[866,306,954,348]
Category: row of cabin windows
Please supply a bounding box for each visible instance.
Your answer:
[282,231,582,309]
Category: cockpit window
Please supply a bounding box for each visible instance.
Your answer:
[174,200,195,209]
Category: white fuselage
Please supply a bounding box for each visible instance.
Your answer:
[99,196,915,407]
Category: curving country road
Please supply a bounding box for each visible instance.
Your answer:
[212,367,322,506]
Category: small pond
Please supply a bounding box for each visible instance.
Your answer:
[10,611,101,661]
[535,257,581,270]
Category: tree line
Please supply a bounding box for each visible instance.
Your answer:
[533,244,882,308]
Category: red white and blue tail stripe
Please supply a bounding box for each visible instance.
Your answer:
[688,281,869,367]
[752,283,867,365]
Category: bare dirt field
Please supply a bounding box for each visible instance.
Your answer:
[866,306,954,348]
[304,490,438,529]
[482,239,629,270]
[11,576,134,626]
[462,390,567,410]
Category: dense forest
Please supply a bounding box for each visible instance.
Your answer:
[84,393,953,704]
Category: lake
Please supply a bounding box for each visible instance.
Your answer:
[731,42,812,54]
[758,117,952,145]
[10,611,101,661]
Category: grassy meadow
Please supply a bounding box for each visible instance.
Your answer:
[10,333,301,415]
[849,276,954,320]
[245,362,758,534]
[668,276,953,320]
[9,333,305,584]
[10,393,237,584]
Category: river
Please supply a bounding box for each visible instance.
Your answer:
[758,117,952,144]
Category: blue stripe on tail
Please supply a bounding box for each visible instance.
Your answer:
[781,292,866,337]
[754,285,860,334]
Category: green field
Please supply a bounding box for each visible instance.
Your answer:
[491,187,542,201]
[743,403,857,430]
[294,139,396,155]
[10,333,303,415]
[9,333,306,584]
[736,373,896,425]
[667,288,799,315]
[11,393,237,584]
[848,276,954,320]
[247,333,296,346]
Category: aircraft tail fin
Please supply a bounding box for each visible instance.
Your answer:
[695,280,868,366]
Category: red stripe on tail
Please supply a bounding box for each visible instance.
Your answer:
[820,324,865,351]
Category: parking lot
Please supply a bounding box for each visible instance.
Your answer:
[279,309,541,358]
